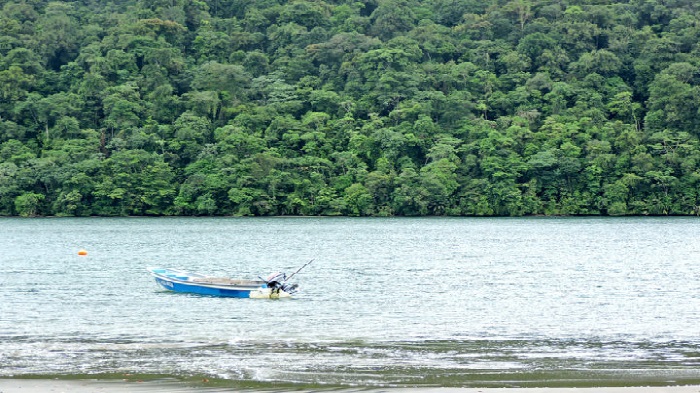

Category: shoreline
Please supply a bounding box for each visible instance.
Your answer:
[1,379,700,393]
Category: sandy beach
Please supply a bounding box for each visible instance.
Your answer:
[1,380,699,393]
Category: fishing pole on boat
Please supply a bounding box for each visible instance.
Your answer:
[285,259,314,282]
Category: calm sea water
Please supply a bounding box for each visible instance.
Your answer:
[1,217,699,388]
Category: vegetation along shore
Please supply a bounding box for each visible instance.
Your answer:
[2,0,700,217]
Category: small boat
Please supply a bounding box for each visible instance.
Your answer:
[147,267,300,298]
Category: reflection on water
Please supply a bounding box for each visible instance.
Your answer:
[1,217,699,388]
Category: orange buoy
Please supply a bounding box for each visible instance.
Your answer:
[78,249,88,256]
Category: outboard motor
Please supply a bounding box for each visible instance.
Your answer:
[265,272,298,294]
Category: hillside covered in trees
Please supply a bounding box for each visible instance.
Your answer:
[1,0,700,216]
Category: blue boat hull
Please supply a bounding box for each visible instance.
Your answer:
[155,277,258,298]
[148,267,294,298]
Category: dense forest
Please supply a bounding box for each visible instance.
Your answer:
[1,0,700,216]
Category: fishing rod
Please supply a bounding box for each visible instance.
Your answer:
[285,259,314,282]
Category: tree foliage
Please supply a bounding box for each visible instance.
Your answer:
[1,0,700,216]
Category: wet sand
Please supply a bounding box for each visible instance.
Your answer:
[0,379,699,393]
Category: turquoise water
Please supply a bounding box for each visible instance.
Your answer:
[1,217,699,388]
